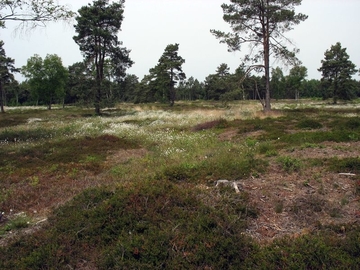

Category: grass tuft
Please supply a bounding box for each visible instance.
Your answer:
[277,156,301,173]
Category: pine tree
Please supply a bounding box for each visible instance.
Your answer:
[318,42,357,104]
[0,40,17,113]
[150,44,186,106]
[73,0,133,114]
[211,0,307,111]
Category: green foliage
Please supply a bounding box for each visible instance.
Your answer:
[245,232,360,269]
[258,141,278,157]
[177,76,205,101]
[236,118,265,133]
[73,0,133,114]
[3,103,360,269]
[21,54,68,109]
[285,65,308,99]
[117,74,140,102]
[277,156,301,173]
[66,61,95,105]
[0,126,54,143]
[0,214,30,236]
[296,119,323,129]
[0,40,18,113]
[328,157,360,174]
[2,179,360,269]
[204,63,232,101]
[161,162,201,182]
[159,149,267,183]
[211,0,307,110]
[191,118,229,131]
[280,130,354,145]
[302,79,322,98]
[146,43,186,106]
[318,42,358,103]
[0,181,256,269]
[0,134,139,175]
[271,66,285,99]
[332,117,360,132]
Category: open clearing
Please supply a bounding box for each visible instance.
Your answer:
[1,100,360,268]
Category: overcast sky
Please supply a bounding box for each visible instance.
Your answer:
[1,0,359,82]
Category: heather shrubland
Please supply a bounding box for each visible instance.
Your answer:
[1,100,360,269]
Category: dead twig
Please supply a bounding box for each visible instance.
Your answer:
[339,173,356,176]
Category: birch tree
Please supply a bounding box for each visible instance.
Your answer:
[0,0,75,29]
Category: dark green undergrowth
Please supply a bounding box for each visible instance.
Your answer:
[296,119,323,129]
[0,107,97,128]
[0,134,140,173]
[327,157,360,174]
[159,149,268,183]
[1,181,360,269]
[0,127,57,142]
[233,112,360,148]
[330,117,360,131]
[277,156,302,173]
[243,230,360,269]
[0,181,257,269]
[0,110,46,128]
[191,118,229,131]
[280,130,356,145]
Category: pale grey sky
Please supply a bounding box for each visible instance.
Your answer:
[1,0,359,82]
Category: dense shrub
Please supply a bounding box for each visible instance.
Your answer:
[244,232,360,269]
[328,157,360,173]
[277,156,301,172]
[191,118,229,131]
[296,119,323,129]
[0,181,257,269]
[330,117,360,131]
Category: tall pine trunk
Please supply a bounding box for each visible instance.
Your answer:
[95,78,101,115]
[169,69,175,106]
[264,0,271,112]
[94,52,103,115]
[0,82,4,113]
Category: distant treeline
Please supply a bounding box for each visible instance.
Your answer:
[3,62,360,108]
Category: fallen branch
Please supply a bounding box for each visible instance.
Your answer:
[215,180,241,193]
[233,182,240,193]
[339,173,356,176]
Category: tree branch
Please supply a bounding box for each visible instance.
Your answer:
[0,0,75,30]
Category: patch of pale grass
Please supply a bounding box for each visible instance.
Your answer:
[188,109,226,119]
[4,106,61,111]
[342,113,359,118]
[271,99,360,110]
[0,103,263,154]
[119,110,211,128]
[103,121,216,150]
